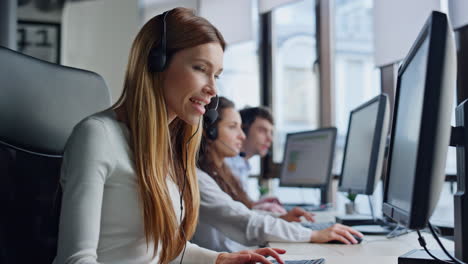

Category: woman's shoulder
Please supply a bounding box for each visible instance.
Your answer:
[196,167,209,177]
[73,109,121,137]
[78,109,117,127]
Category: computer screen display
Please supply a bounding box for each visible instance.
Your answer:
[386,37,429,213]
[339,94,389,195]
[279,128,336,187]
[382,11,456,230]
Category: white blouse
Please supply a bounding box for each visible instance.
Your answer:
[54,111,219,264]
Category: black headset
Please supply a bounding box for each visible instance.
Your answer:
[148,11,169,72]
[205,123,218,140]
[204,95,220,140]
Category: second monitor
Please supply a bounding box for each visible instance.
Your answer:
[339,94,390,196]
[335,94,391,229]
[280,128,337,207]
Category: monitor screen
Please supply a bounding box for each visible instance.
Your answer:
[279,128,336,187]
[386,37,430,213]
[382,11,456,230]
[339,95,389,195]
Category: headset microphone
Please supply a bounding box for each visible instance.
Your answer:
[218,139,245,157]
[204,94,219,125]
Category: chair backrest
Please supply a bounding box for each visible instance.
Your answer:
[0,46,112,263]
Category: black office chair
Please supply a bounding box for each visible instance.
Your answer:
[0,46,112,263]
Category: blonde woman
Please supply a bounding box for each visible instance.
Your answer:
[54,8,285,264]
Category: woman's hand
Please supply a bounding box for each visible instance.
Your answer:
[216,248,286,264]
[279,207,315,222]
[309,223,363,244]
[253,202,287,214]
[255,196,282,205]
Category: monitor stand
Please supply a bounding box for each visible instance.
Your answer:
[336,195,394,235]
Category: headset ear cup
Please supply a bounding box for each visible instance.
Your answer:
[148,11,168,72]
[148,47,166,72]
[207,126,218,140]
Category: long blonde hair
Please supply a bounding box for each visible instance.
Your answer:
[112,8,225,264]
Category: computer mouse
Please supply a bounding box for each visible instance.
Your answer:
[327,234,363,244]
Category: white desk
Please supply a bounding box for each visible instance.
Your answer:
[269,211,454,264]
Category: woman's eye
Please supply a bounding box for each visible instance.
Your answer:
[193,65,205,72]
[214,75,220,80]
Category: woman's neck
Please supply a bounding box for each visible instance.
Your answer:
[210,149,225,168]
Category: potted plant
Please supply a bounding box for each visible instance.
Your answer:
[345,192,358,214]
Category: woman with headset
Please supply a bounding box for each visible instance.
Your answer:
[54,8,285,264]
[193,96,363,252]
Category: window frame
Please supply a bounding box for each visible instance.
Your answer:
[258,0,334,183]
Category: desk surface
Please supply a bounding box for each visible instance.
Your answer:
[269,211,454,264]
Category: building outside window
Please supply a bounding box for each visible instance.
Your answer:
[271,0,319,163]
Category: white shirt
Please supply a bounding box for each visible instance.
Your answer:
[54,111,219,264]
[224,155,251,194]
[192,168,314,252]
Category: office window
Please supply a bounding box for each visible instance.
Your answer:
[218,41,260,109]
[271,0,319,163]
[217,40,262,183]
[333,0,380,174]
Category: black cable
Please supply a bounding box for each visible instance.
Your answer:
[416,230,453,263]
[428,222,465,264]
[178,118,201,264]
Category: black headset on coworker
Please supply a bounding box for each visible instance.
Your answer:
[203,99,246,158]
[146,10,220,264]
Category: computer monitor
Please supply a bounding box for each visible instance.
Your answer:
[339,94,390,196]
[382,11,459,262]
[279,128,336,189]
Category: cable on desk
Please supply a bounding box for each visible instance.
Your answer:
[428,222,465,264]
[416,230,453,263]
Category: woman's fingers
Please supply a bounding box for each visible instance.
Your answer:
[254,247,286,263]
[330,232,351,245]
[337,228,357,244]
[346,226,364,238]
[249,253,276,264]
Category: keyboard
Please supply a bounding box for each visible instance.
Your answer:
[283,203,329,212]
[271,259,325,264]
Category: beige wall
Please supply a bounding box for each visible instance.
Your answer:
[61,0,139,103]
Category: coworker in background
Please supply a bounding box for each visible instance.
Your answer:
[54,8,285,264]
[225,106,285,214]
[193,96,363,252]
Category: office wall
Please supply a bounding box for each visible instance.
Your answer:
[142,0,254,45]
[199,0,253,44]
[449,0,468,30]
[17,1,62,22]
[61,0,139,103]
[141,0,198,24]
[373,0,441,67]
[258,0,299,13]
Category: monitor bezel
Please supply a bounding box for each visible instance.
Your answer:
[338,94,389,195]
[382,11,449,230]
[279,127,337,188]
